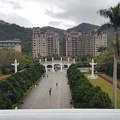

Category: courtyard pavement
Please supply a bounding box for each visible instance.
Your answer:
[18,70,72,109]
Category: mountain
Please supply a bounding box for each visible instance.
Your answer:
[67,23,99,32]
[0,20,32,40]
[40,26,64,36]
[0,20,10,25]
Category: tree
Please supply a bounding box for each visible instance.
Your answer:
[90,90,112,108]
[97,46,107,57]
[98,3,120,108]
[0,90,12,109]
[67,64,112,108]
[0,80,20,104]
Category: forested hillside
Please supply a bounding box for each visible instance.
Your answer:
[0,20,32,53]
[67,22,99,31]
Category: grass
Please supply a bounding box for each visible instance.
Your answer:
[0,74,11,81]
[100,73,120,86]
[84,73,120,109]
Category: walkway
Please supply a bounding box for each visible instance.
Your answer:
[18,70,72,109]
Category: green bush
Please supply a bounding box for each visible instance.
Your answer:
[0,64,45,109]
[0,89,12,109]
[67,64,113,108]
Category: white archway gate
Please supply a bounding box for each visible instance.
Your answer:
[39,57,75,73]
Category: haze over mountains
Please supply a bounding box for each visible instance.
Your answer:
[0,20,113,53]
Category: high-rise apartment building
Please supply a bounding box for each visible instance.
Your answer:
[63,31,82,57]
[32,27,59,59]
[63,28,107,57]
[81,29,107,56]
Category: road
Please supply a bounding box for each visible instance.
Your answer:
[18,70,72,109]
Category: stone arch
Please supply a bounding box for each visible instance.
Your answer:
[54,64,61,71]
[47,65,52,71]
[63,64,68,68]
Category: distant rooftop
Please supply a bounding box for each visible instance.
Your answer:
[0,38,21,43]
[0,40,21,43]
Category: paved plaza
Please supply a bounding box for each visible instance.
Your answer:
[18,70,72,109]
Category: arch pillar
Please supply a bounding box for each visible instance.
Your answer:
[68,57,69,62]
[73,58,75,64]
[39,59,41,63]
[45,63,47,73]
[67,63,70,68]
[45,58,47,73]
[52,62,55,72]
[60,62,62,72]
[60,57,62,72]
[68,57,70,68]
[52,57,55,72]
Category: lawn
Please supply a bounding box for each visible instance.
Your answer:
[100,73,120,86]
[84,74,120,109]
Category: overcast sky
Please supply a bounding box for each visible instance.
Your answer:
[0,0,120,30]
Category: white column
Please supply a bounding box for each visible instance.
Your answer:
[39,59,41,63]
[67,63,70,68]
[61,57,62,61]
[60,62,62,72]
[45,58,47,62]
[45,63,47,73]
[60,57,62,72]
[68,57,69,62]
[52,62,54,72]
[73,59,75,64]
[52,57,54,72]
[45,58,47,73]
[52,57,54,62]
[11,59,19,73]
[67,57,70,68]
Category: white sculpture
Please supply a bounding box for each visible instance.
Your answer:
[11,59,19,73]
[88,59,98,79]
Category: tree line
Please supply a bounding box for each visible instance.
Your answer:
[0,48,35,75]
[0,64,45,109]
[67,64,113,108]
[105,58,120,80]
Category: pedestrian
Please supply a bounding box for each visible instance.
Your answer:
[49,89,51,95]
[56,83,58,86]
[70,99,73,104]
[49,88,52,95]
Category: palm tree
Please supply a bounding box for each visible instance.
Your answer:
[98,46,107,57]
[98,3,120,108]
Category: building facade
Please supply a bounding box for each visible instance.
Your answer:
[0,39,21,52]
[63,31,82,57]
[63,28,107,57]
[81,29,107,56]
[32,27,59,59]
